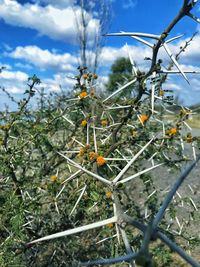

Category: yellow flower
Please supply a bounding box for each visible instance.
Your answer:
[96,156,106,166]
[139,114,148,124]
[101,120,108,127]
[89,151,98,161]
[79,91,87,99]
[106,191,112,199]
[90,88,95,96]
[132,130,138,138]
[85,144,90,150]
[106,223,114,229]
[80,120,87,127]
[186,133,193,143]
[159,90,164,97]
[93,73,98,79]
[179,110,187,117]
[0,124,11,130]
[50,175,57,182]
[79,145,90,156]
[168,127,177,136]
[83,73,88,80]
[79,148,85,156]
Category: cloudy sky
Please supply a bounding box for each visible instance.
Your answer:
[0,0,200,110]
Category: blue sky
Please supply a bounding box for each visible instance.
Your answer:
[0,0,200,110]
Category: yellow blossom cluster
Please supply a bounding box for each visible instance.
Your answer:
[79,145,90,156]
[159,90,165,97]
[78,146,106,167]
[101,120,108,127]
[79,91,87,99]
[93,73,98,79]
[0,124,11,130]
[90,88,95,96]
[82,73,98,80]
[83,73,88,80]
[96,156,106,166]
[106,191,112,199]
[106,223,114,229]
[50,175,57,182]
[168,127,177,137]
[139,114,148,124]
[186,133,193,143]
[80,120,87,127]
[132,130,139,138]
[89,151,98,160]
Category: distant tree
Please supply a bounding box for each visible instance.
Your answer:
[106,57,136,97]
[73,0,112,73]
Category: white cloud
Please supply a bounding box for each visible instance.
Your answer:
[31,0,75,8]
[6,45,78,72]
[15,62,33,70]
[100,44,152,68]
[0,62,12,70]
[0,0,99,44]
[42,73,76,92]
[0,67,76,95]
[178,35,200,65]
[0,69,29,95]
[0,69,28,81]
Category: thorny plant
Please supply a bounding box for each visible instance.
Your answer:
[0,1,200,266]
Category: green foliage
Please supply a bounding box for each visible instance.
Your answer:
[0,64,199,266]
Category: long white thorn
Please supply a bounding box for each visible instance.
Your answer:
[183,121,192,131]
[103,78,137,103]
[62,115,75,126]
[189,197,198,211]
[113,201,120,244]
[113,138,154,184]
[158,70,200,74]
[61,170,82,185]
[121,31,153,48]
[106,105,131,110]
[105,158,131,161]
[125,42,138,75]
[116,149,130,163]
[192,143,196,160]
[165,34,184,44]
[57,152,111,185]
[151,72,156,114]
[69,185,87,216]
[105,32,160,40]
[162,42,189,84]
[27,216,118,245]
[118,163,163,185]
[96,234,117,244]
[93,125,98,153]
[56,185,66,199]
[86,122,89,145]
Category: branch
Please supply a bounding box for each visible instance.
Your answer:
[158,231,200,267]
[79,251,139,266]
